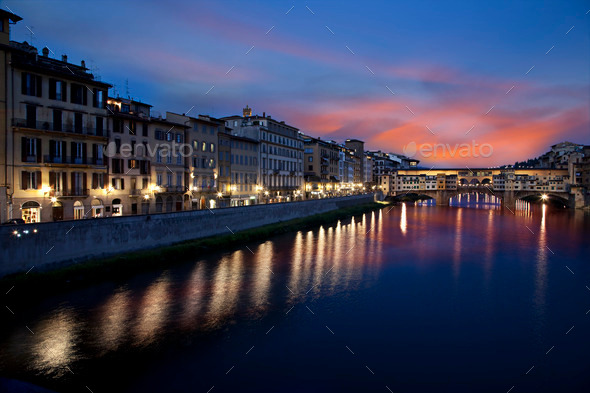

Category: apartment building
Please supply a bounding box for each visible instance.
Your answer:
[344,139,364,183]
[217,129,232,208]
[229,134,259,206]
[222,106,304,202]
[1,11,111,222]
[167,112,222,210]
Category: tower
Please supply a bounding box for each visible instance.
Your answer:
[243,105,252,117]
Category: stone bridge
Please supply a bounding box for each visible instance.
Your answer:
[397,186,571,207]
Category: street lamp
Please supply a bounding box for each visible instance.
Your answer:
[541,194,548,202]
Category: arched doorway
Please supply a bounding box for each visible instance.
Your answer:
[91,198,104,218]
[175,196,183,211]
[165,196,173,212]
[73,200,84,220]
[112,198,122,216]
[21,201,41,223]
[156,196,163,213]
[52,201,64,221]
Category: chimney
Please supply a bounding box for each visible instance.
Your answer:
[61,54,68,63]
[263,112,265,117]
[42,47,49,57]
[81,60,86,68]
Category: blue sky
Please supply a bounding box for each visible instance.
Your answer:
[5,0,590,165]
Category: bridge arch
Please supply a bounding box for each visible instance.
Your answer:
[517,192,569,207]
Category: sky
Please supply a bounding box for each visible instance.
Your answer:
[4,0,590,166]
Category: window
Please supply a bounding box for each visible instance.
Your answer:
[49,79,66,101]
[92,89,105,108]
[128,159,138,169]
[93,144,104,165]
[112,118,123,133]
[70,84,87,105]
[52,109,62,132]
[96,116,104,136]
[193,140,199,150]
[156,174,163,186]
[92,173,105,189]
[140,160,150,175]
[156,150,162,163]
[308,156,313,162]
[167,173,173,186]
[121,104,130,113]
[21,137,40,163]
[74,113,83,133]
[72,142,85,164]
[176,173,182,187]
[21,171,42,190]
[26,105,36,128]
[176,155,182,165]
[176,133,183,143]
[166,153,172,164]
[210,143,215,153]
[112,158,123,173]
[166,132,173,142]
[142,123,148,137]
[129,121,136,135]
[22,72,42,97]
[202,142,207,152]
[142,177,149,189]
[155,130,164,140]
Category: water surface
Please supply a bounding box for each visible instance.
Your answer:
[2,201,590,392]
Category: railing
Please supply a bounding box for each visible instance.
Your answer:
[13,118,108,137]
[43,155,106,166]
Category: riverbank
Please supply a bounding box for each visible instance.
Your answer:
[1,201,388,296]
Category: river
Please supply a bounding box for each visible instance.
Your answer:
[2,198,590,392]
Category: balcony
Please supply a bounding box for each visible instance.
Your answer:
[43,155,106,166]
[13,119,108,137]
[53,188,89,197]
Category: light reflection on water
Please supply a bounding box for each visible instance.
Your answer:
[1,204,589,393]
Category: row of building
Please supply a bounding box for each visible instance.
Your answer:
[0,10,421,223]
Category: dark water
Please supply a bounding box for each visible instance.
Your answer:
[2,201,590,392]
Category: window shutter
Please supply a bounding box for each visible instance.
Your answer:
[61,141,67,162]
[36,75,42,97]
[36,139,42,163]
[83,173,87,191]
[82,143,87,164]
[49,79,56,99]
[62,172,68,193]
[71,142,76,160]
[49,140,56,159]
[92,173,97,189]
[21,72,27,95]
[92,144,97,164]
[21,137,27,162]
[21,171,28,190]
[71,173,76,193]
[82,88,87,105]
[121,178,125,190]
[36,171,42,189]
[62,82,67,102]
[49,172,56,189]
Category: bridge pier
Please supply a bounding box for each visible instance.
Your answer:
[502,190,516,210]
[434,190,450,206]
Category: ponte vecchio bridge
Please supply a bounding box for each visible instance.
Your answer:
[381,168,578,207]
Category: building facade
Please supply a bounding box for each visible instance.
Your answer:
[1,12,111,222]
[222,107,304,202]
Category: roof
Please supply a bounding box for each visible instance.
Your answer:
[0,10,22,22]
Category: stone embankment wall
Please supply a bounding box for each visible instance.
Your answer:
[0,194,375,276]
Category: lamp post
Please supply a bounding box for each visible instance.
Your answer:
[105,186,114,217]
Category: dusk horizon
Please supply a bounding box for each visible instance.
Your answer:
[6,0,590,166]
